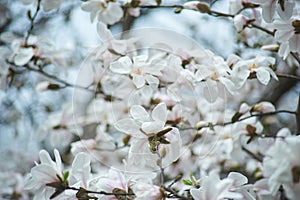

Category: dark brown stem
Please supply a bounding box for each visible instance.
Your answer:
[180,110,297,131]
[277,73,300,81]
[25,0,41,45]
[66,186,135,196]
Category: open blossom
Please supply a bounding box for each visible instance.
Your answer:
[110,55,165,89]
[81,0,123,25]
[97,22,138,56]
[263,131,300,200]
[273,17,300,59]
[190,170,254,200]
[115,103,182,167]
[25,149,63,200]
[223,54,277,94]
[22,0,63,11]
[114,102,169,138]
[250,0,295,22]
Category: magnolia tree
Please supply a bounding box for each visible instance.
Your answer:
[1,0,300,199]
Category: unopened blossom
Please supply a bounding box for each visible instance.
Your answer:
[183,1,211,13]
[11,42,35,66]
[22,0,63,12]
[251,101,275,113]
[81,0,123,25]
[250,0,295,22]
[273,17,300,59]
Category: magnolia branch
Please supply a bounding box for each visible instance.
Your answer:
[180,110,297,131]
[25,0,41,45]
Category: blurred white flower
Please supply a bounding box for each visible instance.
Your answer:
[190,170,254,200]
[263,133,300,200]
[81,0,123,25]
[273,17,300,59]
[250,0,295,22]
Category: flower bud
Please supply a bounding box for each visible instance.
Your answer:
[183,1,211,13]
[251,102,275,113]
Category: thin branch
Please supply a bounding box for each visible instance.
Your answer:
[66,186,134,196]
[156,149,165,185]
[277,73,300,82]
[291,52,300,66]
[180,110,297,131]
[242,146,263,162]
[25,0,41,45]
[162,186,190,200]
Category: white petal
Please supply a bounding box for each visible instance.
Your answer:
[289,35,300,52]
[151,103,167,122]
[114,118,140,134]
[39,150,53,165]
[130,105,150,122]
[97,22,113,41]
[71,152,91,187]
[110,56,132,74]
[203,79,218,103]
[111,40,127,54]
[255,68,270,85]
[142,121,165,133]
[228,172,248,186]
[132,74,145,88]
[14,47,34,66]
[277,0,295,20]
[262,1,276,23]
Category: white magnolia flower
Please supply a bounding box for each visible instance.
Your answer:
[22,0,63,12]
[97,22,138,56]
[110,55,165,89]
[25,149,64,200]
[251,0,295,22]
[115,103,168,137]
[263,133,300,200]
[190,170,254,200]
[273,17,300,59]
[115,103,182,168]
[223,55,277,94]
[81,0,123,25]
